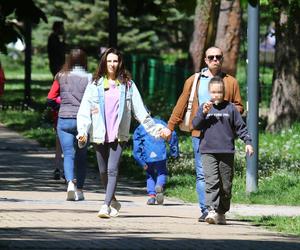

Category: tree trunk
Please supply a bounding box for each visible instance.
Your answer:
[266,2,300,132]
[215,0,241,76]
[189,0,220,72]
[24,20,32,105]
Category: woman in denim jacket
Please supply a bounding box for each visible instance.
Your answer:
[77,48,164,218]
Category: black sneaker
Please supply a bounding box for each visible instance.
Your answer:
[53,168,61,180]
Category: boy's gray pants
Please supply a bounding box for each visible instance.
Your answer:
[201,153,234,214]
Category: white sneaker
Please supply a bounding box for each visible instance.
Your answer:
[205,210,227,225]
[67,181,76,201]
[205,210,218,224]
[75,190,85,201]
[110,200,121,217]
[109,206,119,217]
[98,204,111,218]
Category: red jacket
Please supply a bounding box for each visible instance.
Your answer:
[47,79,61,110]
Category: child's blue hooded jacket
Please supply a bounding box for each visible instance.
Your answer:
[133,118,179,168]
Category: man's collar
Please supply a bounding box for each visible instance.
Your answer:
[200,68,226,78]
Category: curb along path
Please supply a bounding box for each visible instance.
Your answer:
[0,124,299,249]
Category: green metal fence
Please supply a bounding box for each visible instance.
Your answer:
[125,55,191,105]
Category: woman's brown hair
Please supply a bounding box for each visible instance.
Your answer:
[93,47,131,83]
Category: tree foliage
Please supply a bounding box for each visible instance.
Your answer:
[33,0,195,59]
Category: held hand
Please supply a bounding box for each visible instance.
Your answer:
[203,101,213,114]
[160,127,172,141]
[245,145,254,156]
[78,135,87,143]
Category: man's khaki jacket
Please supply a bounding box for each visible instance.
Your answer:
[167,72,244,137]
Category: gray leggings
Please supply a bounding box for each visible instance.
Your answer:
[94,141,124,206]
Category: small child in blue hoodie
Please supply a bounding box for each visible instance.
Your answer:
[133,117,179,205]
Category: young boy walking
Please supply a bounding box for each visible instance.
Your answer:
[192,76,254,224]
[133,117,179,205]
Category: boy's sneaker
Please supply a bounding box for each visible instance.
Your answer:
[155,186,164,205]
[147,197,156,205]
[53,168,61,180]
[98,204,111,218]
[216,213,226,225]
[205,210,226,225]
[66,181,76,201]
[75,190,85,201]
[198,210,209,222]
[205,210,218,224]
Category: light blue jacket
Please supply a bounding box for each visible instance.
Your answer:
[77,77,164,144]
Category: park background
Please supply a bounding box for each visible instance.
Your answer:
[0,0,299,235]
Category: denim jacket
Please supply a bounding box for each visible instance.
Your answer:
[77,77,164,144]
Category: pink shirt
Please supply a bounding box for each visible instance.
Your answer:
[104,81,120,142]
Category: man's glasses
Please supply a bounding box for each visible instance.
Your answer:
[207,55,223,61]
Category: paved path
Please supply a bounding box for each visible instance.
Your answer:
[0,124,299,250]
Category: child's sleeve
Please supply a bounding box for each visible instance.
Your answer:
[232,105,252,145]
[169,130,179,158]
[133,125,147,168]
[47,80,60,110]
[192,104,206,130]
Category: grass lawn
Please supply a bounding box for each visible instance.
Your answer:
[165,172,300,206]
[240,216,300,237]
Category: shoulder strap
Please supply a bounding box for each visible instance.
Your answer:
[187,73,200,110]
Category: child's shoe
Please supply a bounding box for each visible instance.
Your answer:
[155,186,164,205]
[198,210,209,222]
[147,197,156,205]
[98,204,111,218]
[205,210,218,224]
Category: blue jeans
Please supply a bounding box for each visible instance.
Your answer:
[146,160,167,196]
[192,136,207,214]
[57,118,88,189]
